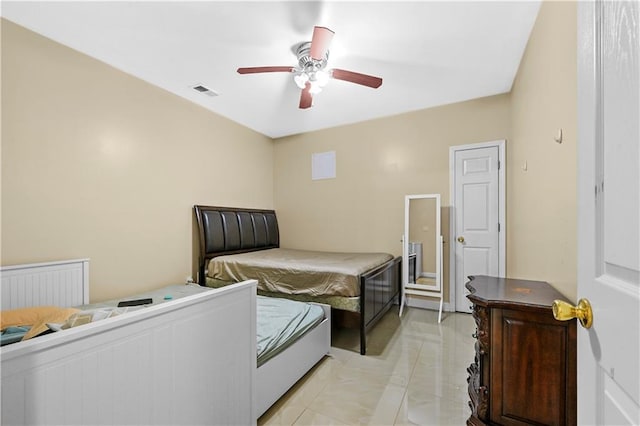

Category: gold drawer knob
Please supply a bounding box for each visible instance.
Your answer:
[457,236,465,243]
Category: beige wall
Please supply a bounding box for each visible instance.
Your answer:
[274,94,511,301]
[508,1,577,300]
[2,0,577,305]
[274,0,578,302]
[1,20,274,302]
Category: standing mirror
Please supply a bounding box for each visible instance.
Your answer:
[400,194,444,322]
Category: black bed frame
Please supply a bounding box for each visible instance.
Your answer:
[194,205,402,355]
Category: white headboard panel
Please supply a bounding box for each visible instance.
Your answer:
[1,259,90,310]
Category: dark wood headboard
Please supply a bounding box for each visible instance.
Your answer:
[194,205,279,283]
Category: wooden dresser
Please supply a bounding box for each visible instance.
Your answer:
[465,276,576,426]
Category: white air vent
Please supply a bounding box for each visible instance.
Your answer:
[191,84,219,97]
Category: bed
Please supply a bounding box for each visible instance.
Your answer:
[2,263,331,423]
[68,282,331,418]
[194,205,402,355]
[1,280,258,425]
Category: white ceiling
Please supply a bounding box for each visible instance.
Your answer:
[2,1,541,138]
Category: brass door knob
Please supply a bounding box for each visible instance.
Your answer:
[552,298,593,329]
[457,236,465,243]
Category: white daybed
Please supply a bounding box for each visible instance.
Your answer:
[1,261,331,424]
[70,282,331,418]
[1,280,258,425]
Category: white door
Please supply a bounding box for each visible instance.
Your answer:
[452,144,502,313]
[576,1,639,424]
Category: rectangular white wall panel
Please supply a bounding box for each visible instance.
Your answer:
[1,259,90,309]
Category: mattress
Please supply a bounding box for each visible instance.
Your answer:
[1,326,30,346]
[77,284,210,310]
[206,277,360,313]
[78,284,324,365]
[207,248,394,297]
[256,296,324,367]
[1,283,325,362]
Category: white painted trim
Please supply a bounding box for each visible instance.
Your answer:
[449,140,506,312]
[0,258,90,271]
[400,194,443,322]
[420,272,436,279]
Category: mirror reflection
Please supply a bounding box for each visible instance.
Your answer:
[408,197,438,287]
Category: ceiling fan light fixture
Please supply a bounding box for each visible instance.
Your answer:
[309,82,323,95]
[293,72,309,89]
[294,68,329,92]
[237,26,382,109]
[313,70,330,87]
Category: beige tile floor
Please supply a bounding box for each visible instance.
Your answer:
[258,307,476,426]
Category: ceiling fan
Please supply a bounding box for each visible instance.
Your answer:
[237,26,383,109]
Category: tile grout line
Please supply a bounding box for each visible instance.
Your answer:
[392,339,425,425]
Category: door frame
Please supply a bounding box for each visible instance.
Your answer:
[449,139,506,312]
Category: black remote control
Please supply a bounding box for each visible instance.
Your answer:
[117,298,153,307]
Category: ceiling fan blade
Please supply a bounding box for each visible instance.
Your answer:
[237,66,294,74]
[299,83,313,109]
[331,69,383,89]
[309,26,334,60]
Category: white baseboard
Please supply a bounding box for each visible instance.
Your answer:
[419,271,436,279]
